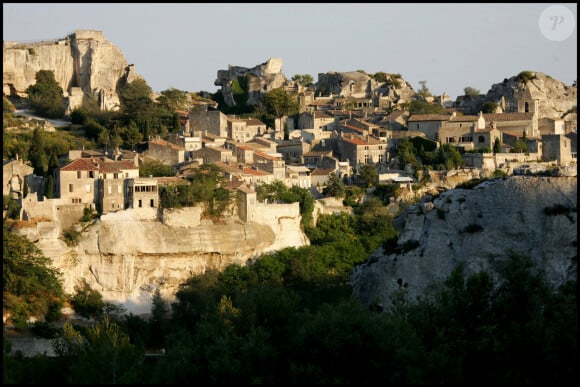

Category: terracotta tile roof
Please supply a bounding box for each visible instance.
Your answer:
[482,112,534,122]
[59,158,101,171]
[342,137,370,146]
[407,114,451,122]
[254,150,281,160]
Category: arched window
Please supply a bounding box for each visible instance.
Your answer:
[478,136,485,143]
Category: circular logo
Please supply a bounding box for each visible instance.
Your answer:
[539,5,576,42]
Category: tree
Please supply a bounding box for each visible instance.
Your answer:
[397,137,418,170]
[493,137,501,154]
[70,282,105,320]
[481,101,498,113]
[323,173,346,198]
[292,74,314,86]
[262,88,299,136]
[124,121,143,150]
[372,72,388,83]
[359,164,378,187]
[28,127,48,176]
[25,70,66,118]
[463,86,480,99]
[44,174,54,199]
[156,87,190,112]
[417,80,432,100]
[3,225,64,326]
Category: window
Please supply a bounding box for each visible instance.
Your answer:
[114,173,119,179]
[89,171,94,178]
[150,199,155,207]
[77,171,82,179]
[69,184,74,193]
[478,136,485,143]
[108,186,112,194]
[117,185,122,194]
[138,199,142,208]
[86,184,91,193]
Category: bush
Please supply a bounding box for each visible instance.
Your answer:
[63,227,81,246]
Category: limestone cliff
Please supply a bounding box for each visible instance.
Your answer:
[214,58,288,107]
[3,30,143,111]
[351,176,577,308]
[485,71,577,120]
[12,207,309,315]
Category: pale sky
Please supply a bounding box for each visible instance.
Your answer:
[3,3,577,99]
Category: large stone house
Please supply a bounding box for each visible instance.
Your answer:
[338,133,387,172]
[55,157,139,213]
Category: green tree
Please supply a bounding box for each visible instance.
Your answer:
[493,137,501,154]
[397,137,418,169]
[139,160,175,177]
[44,175,54,199]
[25,70,65,118]
[372,72,388,83]
[70,282,105,320]
[156,87,190,112]
[3,225,64,326]
[124,120,142,150]
[463,86,480,99]
[323,173,346,198]
[359,164,378,187]
[54,317,144,384]
[28,127,48,176]
[292,74,314,86]
[481,101,498,113]
[262,88,299,137]
[417,80,432,100]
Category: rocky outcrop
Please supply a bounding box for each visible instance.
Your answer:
[351,176,577,308]
[3,30,143,111]
[485,71,577,120]
[12,207,309,315]
[214,58,288,107]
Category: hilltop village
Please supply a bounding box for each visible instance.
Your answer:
[2,30,577,312]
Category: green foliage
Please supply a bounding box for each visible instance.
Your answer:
[44,175,54,199]
[359,164,378,188]
[256,181,315,228]
[373,183,402,204]
[25,70,66,118]
[372,71,388,83]
[70,282,105,320]
[481,101,498,113]
[322,172,346,198]
[493,137,502,154]
[492,169,507,178]
[139,160,176,177]
[262,88,300,127]
[3,225,64,324]
[292,74,314,86]
[408,99,446,114]
[417,80,432,99]
[62,226,81,246]
[156,87,190,112]
[53,317,144,383]
[70,107,89,125]
[231,76,250,108]
[396,136,419,169]
[463,86,480,98]
[511,138,528,153]
[516,70,537,84]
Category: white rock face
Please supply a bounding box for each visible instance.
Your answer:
[3,30,143,111]
[351,176,577,308]
[13,208,309,315]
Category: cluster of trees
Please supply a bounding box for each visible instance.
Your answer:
[158,164,231,218]
[4,213,577,383]
[397,136,464,171]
